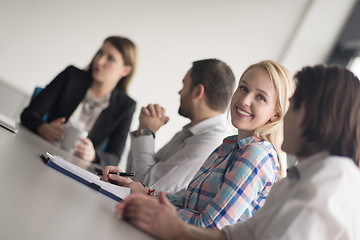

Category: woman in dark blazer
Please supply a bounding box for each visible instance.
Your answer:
[21,36,137,166]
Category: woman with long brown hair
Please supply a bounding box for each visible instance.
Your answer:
[21,36,137,166]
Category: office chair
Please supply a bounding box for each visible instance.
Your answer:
[31,86,48,121]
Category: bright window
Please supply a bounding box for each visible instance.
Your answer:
[348,56,360,79]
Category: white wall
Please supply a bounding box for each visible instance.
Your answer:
[0,0,356,167]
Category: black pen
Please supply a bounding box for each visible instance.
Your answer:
[97,171,135,177]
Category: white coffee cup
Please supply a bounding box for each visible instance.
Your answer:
[61,123,88,154]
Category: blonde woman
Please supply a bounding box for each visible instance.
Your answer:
[103,60,295,229]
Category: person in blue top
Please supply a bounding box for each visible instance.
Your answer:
[21,36,137,166]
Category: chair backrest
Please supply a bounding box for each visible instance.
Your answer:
[31,86,48,121]
[31,86,44,99]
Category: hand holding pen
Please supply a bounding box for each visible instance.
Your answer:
[99,165,135,186]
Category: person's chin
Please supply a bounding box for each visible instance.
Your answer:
[178,109,189,119]
[92,73,103,82]
[178,107,183,116]
[281,142,292,154]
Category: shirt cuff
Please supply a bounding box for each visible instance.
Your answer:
[130,133,155,154]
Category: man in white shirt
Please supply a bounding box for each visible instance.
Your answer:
[115,64,360,239]
[127,59,235,193]
[222,153,360,240]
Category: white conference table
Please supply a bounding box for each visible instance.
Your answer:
[0,124,154,240]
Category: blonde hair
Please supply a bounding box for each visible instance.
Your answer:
[239,60,295,178]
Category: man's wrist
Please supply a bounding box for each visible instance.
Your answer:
[133,128,155,138]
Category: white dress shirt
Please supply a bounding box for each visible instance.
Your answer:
[223,151,360,240]
[127,114,233,193]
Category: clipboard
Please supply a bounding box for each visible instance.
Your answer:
[40,153,130,202]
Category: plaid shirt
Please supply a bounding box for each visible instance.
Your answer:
[167,135,280,229]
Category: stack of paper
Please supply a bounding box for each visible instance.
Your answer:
[49,156,130,201]
[0,114,18,133]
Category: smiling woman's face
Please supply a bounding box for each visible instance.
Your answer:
[230,66,279,139]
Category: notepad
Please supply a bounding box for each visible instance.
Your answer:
[47,155,130,201]
[0,114,18,133]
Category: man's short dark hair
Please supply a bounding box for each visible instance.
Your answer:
[190,59,235,112]
[294,65,360,164]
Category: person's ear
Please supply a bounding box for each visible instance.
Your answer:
[192,84,205,100]
[121,65,132,77]
[269,112,280,122]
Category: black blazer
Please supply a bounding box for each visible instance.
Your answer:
[21,66,136,166]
